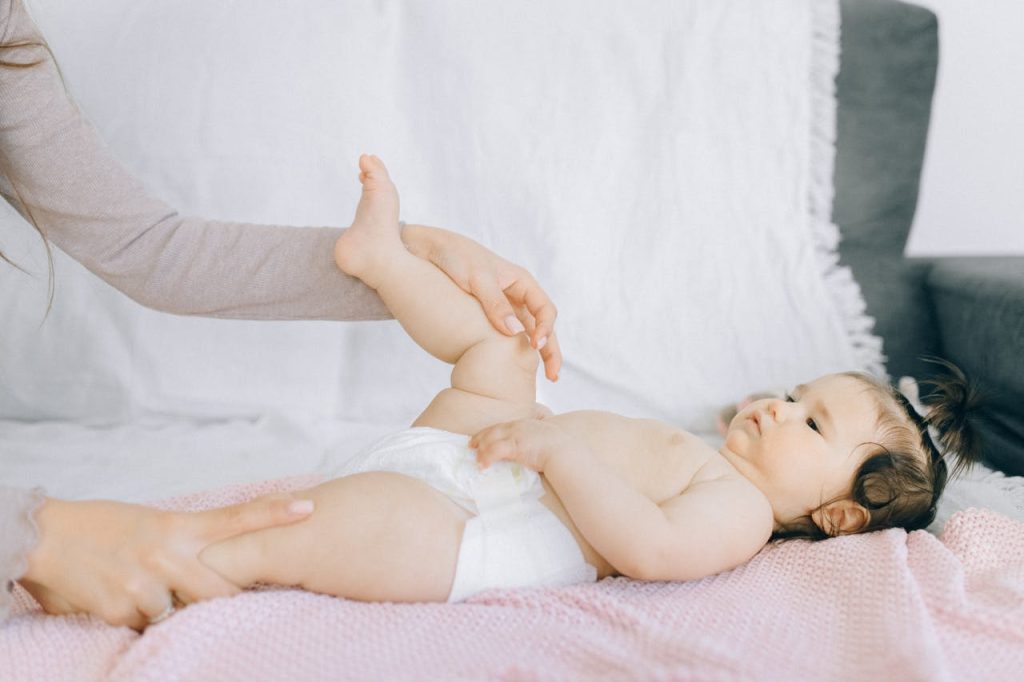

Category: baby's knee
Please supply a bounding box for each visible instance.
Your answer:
[510,332,540,374]
[487,333,539,382]
[451,334,538,403]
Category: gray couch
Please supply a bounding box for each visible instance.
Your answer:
[835,0,1024,475]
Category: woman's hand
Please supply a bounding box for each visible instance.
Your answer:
[470,417,575,473]
[18,494,314,631]
[401,223,563,382]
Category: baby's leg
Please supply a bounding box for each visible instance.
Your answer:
[335,155,538,433]
[199,472,473,602]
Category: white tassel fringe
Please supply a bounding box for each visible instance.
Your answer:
[810,0,888,379]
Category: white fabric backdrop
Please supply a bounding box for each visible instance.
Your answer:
[3,0,1021,557]
[0,0,879,433]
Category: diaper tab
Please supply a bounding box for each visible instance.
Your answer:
[468,462,541,513]
[447,459,596,603]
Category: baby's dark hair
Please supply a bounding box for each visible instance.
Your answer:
[771,358,983,543]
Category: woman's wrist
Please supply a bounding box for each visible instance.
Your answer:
[19,497,71,587]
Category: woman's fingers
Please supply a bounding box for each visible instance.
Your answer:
[537,330,562,382]
[469,274,563,380]
[193,494,314,545]
[135,584,176,627]
[407,224,562,378]
[166,563,241,606]
[503,278,561,380]
[101,599,149,631]
[469,273,523,336]
[505,311,561,381]
[503,276,556,347]
[512,303,537,337]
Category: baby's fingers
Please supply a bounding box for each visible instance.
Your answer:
[473,438,516,470]
[472,274,523,337]
[469,422,507,450]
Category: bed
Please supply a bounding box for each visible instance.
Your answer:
[2,1,1023,680]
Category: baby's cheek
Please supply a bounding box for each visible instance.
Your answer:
[724,429,750,455]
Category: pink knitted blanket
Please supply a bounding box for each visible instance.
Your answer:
[3,476,1023,681]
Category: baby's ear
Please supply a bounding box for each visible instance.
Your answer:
[813,501,871,537]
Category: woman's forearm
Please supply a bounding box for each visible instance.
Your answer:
[542,447,670,578]
[0,0,391,322]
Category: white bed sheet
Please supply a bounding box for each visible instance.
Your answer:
[0,415,396,504]
[2,415,1022,538]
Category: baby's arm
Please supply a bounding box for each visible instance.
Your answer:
[471,420,773,581]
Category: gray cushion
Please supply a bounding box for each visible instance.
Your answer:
[928,257,1024,475]
[833,0,940,381]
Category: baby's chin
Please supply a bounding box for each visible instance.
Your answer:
[722,426,753,457]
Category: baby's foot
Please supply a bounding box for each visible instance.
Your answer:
[334,154,403,282]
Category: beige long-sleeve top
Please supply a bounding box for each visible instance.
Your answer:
[0,0,390,620]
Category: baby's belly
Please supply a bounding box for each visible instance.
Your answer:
[537,477,618,579]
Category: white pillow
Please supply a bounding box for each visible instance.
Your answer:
[1,0,882,431]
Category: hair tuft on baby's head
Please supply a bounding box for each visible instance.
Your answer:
[917,357,984,481]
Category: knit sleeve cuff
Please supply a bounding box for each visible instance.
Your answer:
[0,486,46,621]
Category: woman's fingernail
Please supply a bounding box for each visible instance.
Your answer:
[504,315,525,335]
[536,336,548,350]
[289,500,314,515]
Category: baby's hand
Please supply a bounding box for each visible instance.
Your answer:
[469,418,573,473]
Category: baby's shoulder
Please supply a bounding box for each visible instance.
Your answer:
[681,445,774,538]
[656,468,774,579]
[694,450,772,513]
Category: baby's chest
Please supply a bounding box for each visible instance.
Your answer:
[590,428,718,504]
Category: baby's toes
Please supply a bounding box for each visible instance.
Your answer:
[358,154,392,186]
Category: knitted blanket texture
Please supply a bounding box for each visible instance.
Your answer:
[1,475,1022,681]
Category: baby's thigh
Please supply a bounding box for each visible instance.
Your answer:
[413,334,539,434]
[412,387,539,435]
[201,472,473,603]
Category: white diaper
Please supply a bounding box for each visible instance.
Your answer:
[335,427,598,602]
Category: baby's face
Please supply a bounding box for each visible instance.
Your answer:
[719,374,881,532]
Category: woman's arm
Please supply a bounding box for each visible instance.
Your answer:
[9,491,314,630]
[0,0,387,321]
[0,0,562,378]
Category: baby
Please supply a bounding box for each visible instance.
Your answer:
[198,155,981,603]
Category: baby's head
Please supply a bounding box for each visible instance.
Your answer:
[719,360,981,542]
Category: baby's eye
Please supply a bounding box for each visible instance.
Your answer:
[786,393,820,433]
